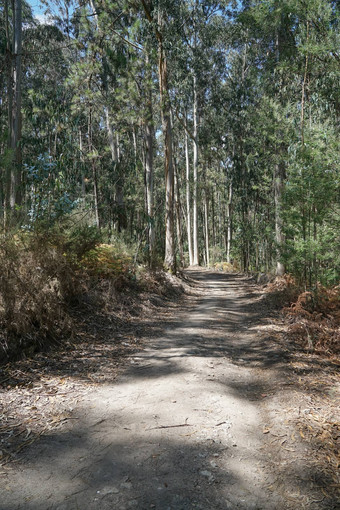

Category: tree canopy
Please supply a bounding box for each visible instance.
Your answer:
[0,0,339,286]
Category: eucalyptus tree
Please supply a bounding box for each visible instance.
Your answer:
[0,0,24,221]
[169,0,230,266]
[1,0,337,285]
[140,0,178,271]
[234,0,339,282]
[280,0,340,286]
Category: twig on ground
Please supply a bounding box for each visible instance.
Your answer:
[148,423,193,430]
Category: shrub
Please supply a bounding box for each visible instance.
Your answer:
[213,261,238,273]
[0,222,141,361]
[0,232,71,361]
[284,285,340,357]
[0,222,104,361]
[80,244,133,280]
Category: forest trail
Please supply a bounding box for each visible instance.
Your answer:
[1,270,335,510]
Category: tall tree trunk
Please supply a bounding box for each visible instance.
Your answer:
[192,72,199,265]
[240,40,248,272]
[4,0,12,225]
[174,161,185,268]
[105,109,126,232]
[79,128,86,200]
[7,0,22,216]
[141,1,175,272]
[273,25,289,277]
[226,178,233,264]
[301,22,309,146]
[274,162,285,276]
[115,133,126,232]
[185,126,193,265]
[158,11,175,272]
[88,109,100,228]
[204,188,210,268]
[144,53,155,266]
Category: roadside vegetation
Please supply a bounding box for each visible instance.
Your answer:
[0,219,186,363]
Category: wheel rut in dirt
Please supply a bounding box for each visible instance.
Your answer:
[1,269,332,510]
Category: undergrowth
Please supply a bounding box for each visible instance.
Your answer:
[213,261,238,273]
[265,275,340,357]
[0,224,138,363]
[284,286,340,357]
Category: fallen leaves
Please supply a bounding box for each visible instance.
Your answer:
[0,373,85,467]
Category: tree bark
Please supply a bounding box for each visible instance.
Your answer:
[185,126,193,265]
[174,160,185,268]
[144,53,155,266]
[204,188,210,268]
[4,0,12,224]
[140,1,176,272]
[7,0,22,216]
[301,22,309,146]
[192,72,199,265]
[226,179,233,264]
[274,162,285,276]
[105,109,126,231]
[157,10,175,272]
[79,128,86,200]
[88,109,100,228]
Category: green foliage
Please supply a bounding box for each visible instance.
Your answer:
[80,244,133,279]
[24,154,80,226]
[283,126,340,286]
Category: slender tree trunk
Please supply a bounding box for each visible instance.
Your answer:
[79,128,86,200]
[115,133,126,232]
[301,22,309,146]
[158,11,175,272]
[105,109,126,232]
[273,27,289,277]
[92,160,100,229]
[144,54,155,266]
[185,126,193,265]
[274,162,285,276]
[174,162,185,268]
[7,0,22,215]
[240,41,248,272]
[226,179,233,264]
[4,0,12,224]
[204,188,210,267]
[88,109,100,228]
[140,1,175,272]
[132,128,138,175]
[192,72,199,265]
[211,190,216,247]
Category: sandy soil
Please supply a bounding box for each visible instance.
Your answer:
[1,269,339,510]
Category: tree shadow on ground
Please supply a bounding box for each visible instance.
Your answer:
[1,392,337,509]
[1,423,240,510]
[0,269,338,509]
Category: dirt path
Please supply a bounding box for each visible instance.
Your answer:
[1,269,338,509]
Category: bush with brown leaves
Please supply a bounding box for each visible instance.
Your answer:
[0,231,81,362]
[0,224,104,362]
[284,285,340,357]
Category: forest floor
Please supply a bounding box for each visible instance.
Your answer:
[0,268,339,510]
